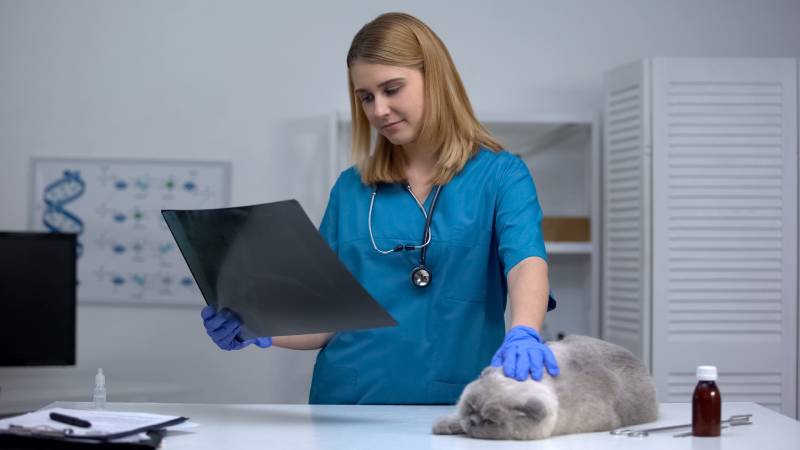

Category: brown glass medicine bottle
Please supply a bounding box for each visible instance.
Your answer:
[692,365,721,437]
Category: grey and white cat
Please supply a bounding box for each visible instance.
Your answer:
[432,335,658,440]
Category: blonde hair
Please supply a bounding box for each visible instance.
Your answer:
[346,12,502,185]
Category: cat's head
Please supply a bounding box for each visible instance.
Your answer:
[455,367,559,440]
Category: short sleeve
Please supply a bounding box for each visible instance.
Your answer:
[494,155,556,311]
[494,155,548,277]
[318,177,340,254]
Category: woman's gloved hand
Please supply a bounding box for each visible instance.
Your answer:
[201,305,272,351]
[490,325,559,381]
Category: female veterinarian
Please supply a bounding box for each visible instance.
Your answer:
[201,12,559,404]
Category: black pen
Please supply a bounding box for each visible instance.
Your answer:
[49,412,92,428]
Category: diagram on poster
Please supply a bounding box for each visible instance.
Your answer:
[30,158,231,305]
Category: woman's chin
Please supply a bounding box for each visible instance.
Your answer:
[381,131,418,147]
[382,135,408,146]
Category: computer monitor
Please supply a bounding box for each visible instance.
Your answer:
[0,232,76,366]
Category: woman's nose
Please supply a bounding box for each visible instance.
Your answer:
[372,95,390,117]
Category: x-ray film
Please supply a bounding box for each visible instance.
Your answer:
[162,200,397,336]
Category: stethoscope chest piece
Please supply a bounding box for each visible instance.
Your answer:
[411,265,432,288]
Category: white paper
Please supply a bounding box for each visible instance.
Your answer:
[0,407,192,438]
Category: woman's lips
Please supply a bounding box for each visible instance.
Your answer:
[382,120,404,131]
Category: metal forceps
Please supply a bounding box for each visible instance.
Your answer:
[610,414,753,437]
[7,424,75,438]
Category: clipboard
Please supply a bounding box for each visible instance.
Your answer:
[161,199,398,336]
[0,408,188,449]
[0,430,166,449]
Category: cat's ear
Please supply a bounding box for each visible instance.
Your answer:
[432,414,466,435]
[517,398,547,422]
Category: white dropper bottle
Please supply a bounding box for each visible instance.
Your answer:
[93,368,107,409]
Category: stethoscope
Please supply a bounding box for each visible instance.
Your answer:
[368,184,442,288]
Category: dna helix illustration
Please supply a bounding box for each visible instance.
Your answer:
[43,170,86,256]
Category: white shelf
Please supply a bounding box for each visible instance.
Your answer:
[479,112,600,339]
[545,241,593,255]
[482,120,592,157]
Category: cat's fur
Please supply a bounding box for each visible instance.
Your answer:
[432,335,658,440]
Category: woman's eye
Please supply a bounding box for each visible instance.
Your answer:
[385,87,400,95]
[360,94,373,103]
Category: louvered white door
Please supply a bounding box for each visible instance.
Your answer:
[651,58,798,416]
[602,61,652,363]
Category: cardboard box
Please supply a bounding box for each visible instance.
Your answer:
[541,217,590,242]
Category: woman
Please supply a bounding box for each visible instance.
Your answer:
[201,12,559,404]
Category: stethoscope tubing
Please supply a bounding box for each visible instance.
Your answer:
[417,185,441,267]
[367,184,442,287]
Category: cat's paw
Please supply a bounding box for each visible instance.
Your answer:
[432,414,465,435]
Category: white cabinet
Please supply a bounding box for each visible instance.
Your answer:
[328,114,601,340]
[602,58,798,417]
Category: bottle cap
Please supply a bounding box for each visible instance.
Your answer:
[696,365,717,381]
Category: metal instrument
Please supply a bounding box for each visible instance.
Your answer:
[609,414,752,437]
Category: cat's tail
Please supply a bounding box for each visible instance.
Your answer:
[432,414,466,435]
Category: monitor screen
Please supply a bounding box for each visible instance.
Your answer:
[0,232,76,366]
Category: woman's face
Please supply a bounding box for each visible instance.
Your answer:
[350,60,425,147]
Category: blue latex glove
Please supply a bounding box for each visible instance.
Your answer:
[201,305,272,351]
[490,325,559,381]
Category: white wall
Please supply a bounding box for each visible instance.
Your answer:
[1,0,799,412]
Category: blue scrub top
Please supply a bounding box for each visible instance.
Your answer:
[310,148,554,404]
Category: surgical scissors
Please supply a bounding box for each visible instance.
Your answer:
[609,414,752,437]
